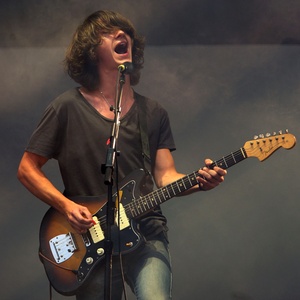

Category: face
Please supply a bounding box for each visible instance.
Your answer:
[96,30,133,71]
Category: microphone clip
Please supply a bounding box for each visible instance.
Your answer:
[118,62,134,74]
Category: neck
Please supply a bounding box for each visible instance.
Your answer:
[99,81,132,100]
[98,66,131,94]
[79,68,134,118]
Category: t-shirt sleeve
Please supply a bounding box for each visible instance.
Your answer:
[148,101,176,165]
[25,104,61,159]
[157,110,176,151]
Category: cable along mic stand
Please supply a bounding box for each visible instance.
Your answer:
[102,66,127,300]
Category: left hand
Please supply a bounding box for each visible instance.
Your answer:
[197,158,227,191]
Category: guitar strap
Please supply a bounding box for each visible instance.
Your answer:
[136,94,152,175]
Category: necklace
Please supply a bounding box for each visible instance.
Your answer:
[99,91,114,109]
[99,90,132,115]
[99,91,116,112]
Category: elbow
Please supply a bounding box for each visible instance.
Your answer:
[17,157,31,185]
[17,163,26,183]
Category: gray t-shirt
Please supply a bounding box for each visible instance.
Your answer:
[26,88,176,238]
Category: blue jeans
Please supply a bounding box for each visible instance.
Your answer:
[76,233,172,300]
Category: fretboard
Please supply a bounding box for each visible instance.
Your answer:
[126,147,247,218]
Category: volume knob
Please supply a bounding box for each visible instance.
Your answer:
[86,257,94,265]
[97,248,105,256]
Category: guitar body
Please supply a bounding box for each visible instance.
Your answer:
[39,169,148,295]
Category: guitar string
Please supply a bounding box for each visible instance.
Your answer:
[95,149,245,227]
[91,136,292,227]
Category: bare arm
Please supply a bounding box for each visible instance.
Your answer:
[17,151,94,233]
[152,148,227,194]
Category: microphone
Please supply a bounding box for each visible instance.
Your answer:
[118,62,134,74]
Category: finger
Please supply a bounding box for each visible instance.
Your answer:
[79,205,93,218]
[204,165,227,180]
[199,168,217,181]
[68,210,94,233]
[70,217,94,234]
[198,169,224,187]
[74,206,94,225]
[204,158,213,167]
[204,158,227,176]
[213,167,227,176]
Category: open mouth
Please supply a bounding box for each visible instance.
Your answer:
[115,41,128,54]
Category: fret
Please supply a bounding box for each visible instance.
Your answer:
[175,181,182,194]
[152,194,159,206]
[164,187,171,199]
[140,199,147,212]
[187,175,193,187]
[240,147,247,158]
[180,177,187,190]
[225,154,236,167]
[127,202,137,218]
[155,191,163,205]
[231,152,237,164]
[185,178,193,189]
[170,183,176,196]
[178,181,184,191]
[233,149,245,164]
[189,172,198,187]
[133,200,142,216]
[153,191,161,205]
[150,193,159,206]
[145,198,151,210]
[212,149,245,170]
[214,156,228,168]
[142,197,149,211]
[146,193,152,206]
[160,189,166,201]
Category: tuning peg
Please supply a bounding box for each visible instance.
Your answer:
[265,133,271,137]
[285,129,289,133]
[259,134,265,138]
[279,130,283,135]
[253,135,259,140]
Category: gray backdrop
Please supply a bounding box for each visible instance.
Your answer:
[1,1,300,300]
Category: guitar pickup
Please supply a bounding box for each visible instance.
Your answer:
[115,203,130,230]
[88,216,105,243]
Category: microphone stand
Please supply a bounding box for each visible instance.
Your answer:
[103,68,126,300]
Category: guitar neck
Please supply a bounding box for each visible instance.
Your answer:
[209,147,247,170]
[127,147,247,218]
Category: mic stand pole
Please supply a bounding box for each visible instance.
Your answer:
[103,70,126,300]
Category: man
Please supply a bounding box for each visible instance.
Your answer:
[17,10,227,300]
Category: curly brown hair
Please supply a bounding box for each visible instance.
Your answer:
[64,10,145,90]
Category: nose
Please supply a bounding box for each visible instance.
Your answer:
[115,30,126,39]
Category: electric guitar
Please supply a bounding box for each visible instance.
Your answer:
[39,131,296,295]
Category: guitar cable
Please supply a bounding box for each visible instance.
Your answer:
[39,251,78,273]
[49,281,52,300]
[39,251,77,300]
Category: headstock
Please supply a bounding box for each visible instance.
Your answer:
[243,130,296,161]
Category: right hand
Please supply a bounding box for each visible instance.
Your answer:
[64,201,95,234]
